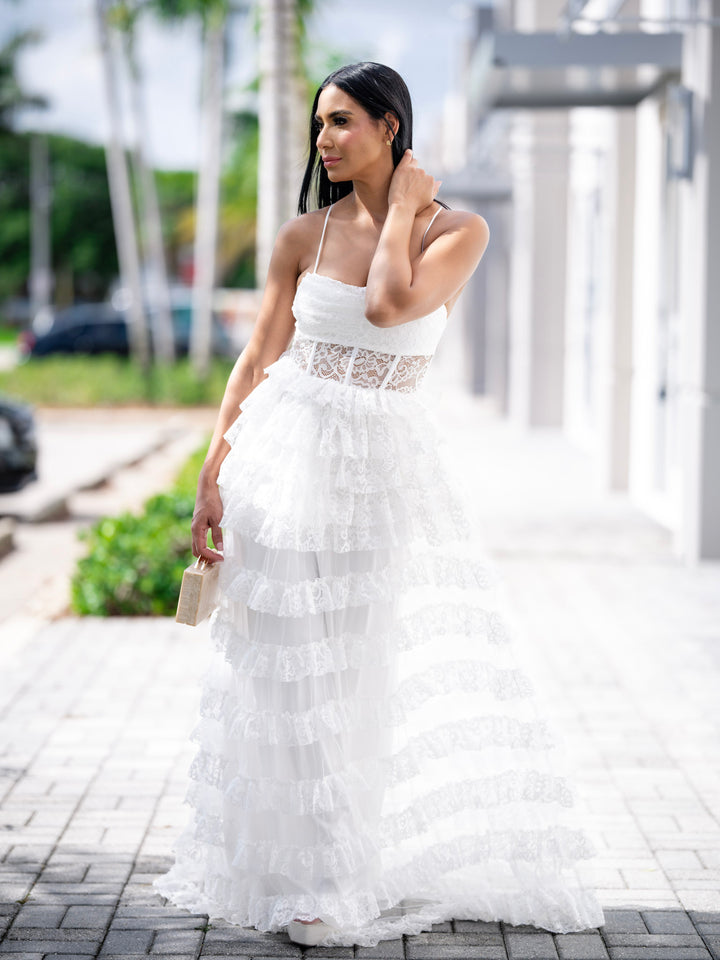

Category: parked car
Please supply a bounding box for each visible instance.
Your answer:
[19,303,129,357]
[19,301,235,359]
[0,396,37,492]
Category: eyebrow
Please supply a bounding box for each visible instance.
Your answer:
[313,109,354,122]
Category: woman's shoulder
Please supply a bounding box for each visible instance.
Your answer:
[271,209,330,272]
[435,203,488,233]
[426,203,489,250]
[277,208,329,245]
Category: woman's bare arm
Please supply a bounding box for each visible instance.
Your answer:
[365,151,489,326]
[191,217,306,561]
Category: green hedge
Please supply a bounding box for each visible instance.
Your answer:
[0,355,234,406]
[71,440,209,616]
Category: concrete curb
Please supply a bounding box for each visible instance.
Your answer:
[0,515,15,557]
[0,431,175,525]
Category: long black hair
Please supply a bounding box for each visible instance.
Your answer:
[297,61,449,215]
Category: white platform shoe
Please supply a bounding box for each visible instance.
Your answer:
[287,918,334,946]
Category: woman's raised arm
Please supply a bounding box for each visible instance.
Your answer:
[365,150,489,327]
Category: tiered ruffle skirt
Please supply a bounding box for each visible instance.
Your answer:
[153,352,605,946]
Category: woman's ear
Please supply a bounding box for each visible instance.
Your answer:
[384,111,400,139]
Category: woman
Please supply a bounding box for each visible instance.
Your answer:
[153,61,605,948]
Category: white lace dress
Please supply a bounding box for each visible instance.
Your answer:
[153,203,606,947]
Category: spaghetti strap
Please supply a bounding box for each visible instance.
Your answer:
[313,203,334,273]
[421,204,442,253]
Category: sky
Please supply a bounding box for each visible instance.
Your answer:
[2,0,482,171]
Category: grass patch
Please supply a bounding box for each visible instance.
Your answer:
[71,439,209,617]
[0,354,235,406]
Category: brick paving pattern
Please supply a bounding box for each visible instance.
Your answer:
[1,390,719,959]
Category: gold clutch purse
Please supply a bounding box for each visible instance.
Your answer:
[175,557,221,626]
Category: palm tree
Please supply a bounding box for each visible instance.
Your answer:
[95,0,151,369]
[151,0,314,375]
[0,25,52,325]
[255,0,310,284]
[29,132,52,329]
[0,28,48,133]
[151,0,231,378]
[191,3,227,377]
[107,0,176,363]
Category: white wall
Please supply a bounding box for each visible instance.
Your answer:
[677,2,720,560]
[628,92,672,524]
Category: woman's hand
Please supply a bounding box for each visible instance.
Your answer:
[387,149,441,214]
[192,472,224,563]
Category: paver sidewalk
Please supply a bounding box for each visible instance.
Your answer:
[2,382,720,959]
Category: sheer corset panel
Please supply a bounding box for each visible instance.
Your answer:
[289,332,432,393]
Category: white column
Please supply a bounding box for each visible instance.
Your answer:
[563,107,633,489]
[507,115,534,425]
[629,92,664,517]
[564,108,611,457]
[606,109,636,491]
[483,204,511,413]
[508,111,570,427]
[677,0,720,560]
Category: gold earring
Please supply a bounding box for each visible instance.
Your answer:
[386,139,392,146]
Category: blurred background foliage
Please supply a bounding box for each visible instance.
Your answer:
[0,354,234,405]
[71,438,208,616]
[0,26,49,132]
[0,133,119,306]
[0,0,344,615]
[0,118,257,313]
[0,0,341,312]
[0,0,320,319]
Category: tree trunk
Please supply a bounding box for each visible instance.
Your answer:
[29,132,53,328]
[95,0,150,370]
[256,0,306,286]
[190,11,225,379]
[123,17,176,363]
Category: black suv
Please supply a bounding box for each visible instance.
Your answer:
[0,396,37,492]
[20,302,235,358]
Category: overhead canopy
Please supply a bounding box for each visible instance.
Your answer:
[472,30,684,110]
[438,171,512,202]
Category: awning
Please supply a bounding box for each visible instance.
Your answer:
[472,30,684,110]
[438,170,512,202]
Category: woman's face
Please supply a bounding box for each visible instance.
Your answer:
[314,84,393,182]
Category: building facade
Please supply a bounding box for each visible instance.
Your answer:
[454,0,720,562]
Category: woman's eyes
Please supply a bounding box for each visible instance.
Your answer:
[314,117,347,131]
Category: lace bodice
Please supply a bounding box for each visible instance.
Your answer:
[286,202,448,393]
